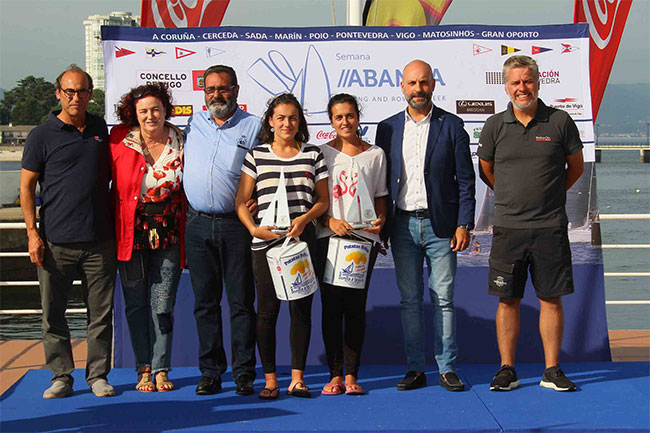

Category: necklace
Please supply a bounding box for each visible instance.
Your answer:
[141,142,165,156]
[139,133,166,156]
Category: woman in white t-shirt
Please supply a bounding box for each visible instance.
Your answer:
[235,93,329,400]
[316,94,388,396]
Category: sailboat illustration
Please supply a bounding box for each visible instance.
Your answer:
[345,161,377,229]
[342,262,355,274]
[291,272,304,293]
[247,45,331,117]
[293,45,331,116]
[260,168,291,234]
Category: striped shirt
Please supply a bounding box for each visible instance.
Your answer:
[242,143,329,250]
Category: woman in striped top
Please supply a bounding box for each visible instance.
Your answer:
[235,93,329,399]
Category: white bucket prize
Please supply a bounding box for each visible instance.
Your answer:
[266,237,319,301]
[323,236,372,289]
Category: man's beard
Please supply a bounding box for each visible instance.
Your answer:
[511,95,538,111]
[207,96,237,118]
[407,91,432,109]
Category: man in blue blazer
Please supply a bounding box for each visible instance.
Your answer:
[375,60,475,392]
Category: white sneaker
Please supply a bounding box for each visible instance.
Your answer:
[91,379,115,397]
[43,380,73,399]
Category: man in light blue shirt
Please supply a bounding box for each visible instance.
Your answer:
[184,65,260,396]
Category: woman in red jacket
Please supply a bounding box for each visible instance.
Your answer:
[109,83,184,393]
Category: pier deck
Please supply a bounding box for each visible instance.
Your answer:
[1,330,648,396]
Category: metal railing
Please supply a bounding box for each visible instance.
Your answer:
[599,213,650,306]
[0,216,648,311]
[0,221,86,314]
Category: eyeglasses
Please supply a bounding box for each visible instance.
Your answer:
[204,85,236,95]
[60,88,91,99]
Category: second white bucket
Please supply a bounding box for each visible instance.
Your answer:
[266,237,319,301]
[323,236,372,289]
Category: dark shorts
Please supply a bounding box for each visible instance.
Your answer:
[488,226,574,299]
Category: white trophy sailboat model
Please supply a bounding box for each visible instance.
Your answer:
[260,168,291,234]
[346,160,377,229]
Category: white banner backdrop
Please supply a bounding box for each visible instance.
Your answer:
[103,24,595,229]
[102,24,594,159]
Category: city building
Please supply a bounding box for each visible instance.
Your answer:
[84,11,140,90]
[0,125,35,146]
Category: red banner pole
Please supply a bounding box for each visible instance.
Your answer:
[574,0,633,120]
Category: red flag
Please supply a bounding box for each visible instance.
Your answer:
[115,46,135,58]
[574,0,633,119]
[141,0,230,28]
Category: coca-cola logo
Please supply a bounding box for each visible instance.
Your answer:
[147,0,226,28]
[580,0,622,50]
[316,130,337,140]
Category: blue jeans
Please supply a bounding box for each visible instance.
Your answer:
[185,210,256,381]
[390,213,458,374]
[118,244,181,373]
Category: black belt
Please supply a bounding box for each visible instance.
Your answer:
[188,206,238,219]
[396,208,429,219]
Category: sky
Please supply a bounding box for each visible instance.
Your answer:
[0,0,648,90]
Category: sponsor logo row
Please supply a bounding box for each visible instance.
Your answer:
[473,42,579,56]
[115,45,224,59]
[116,41,580,61]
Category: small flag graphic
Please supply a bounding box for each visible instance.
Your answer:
[175,47,196,59]
[115,46,135,58]
[532,46,552,55]
[501,45,520,55]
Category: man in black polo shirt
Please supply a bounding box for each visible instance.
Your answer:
[20,65,116,398]
[477,55,584,392]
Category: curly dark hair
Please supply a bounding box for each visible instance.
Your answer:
[115,82,174,128]
[327,93,362,119]
[257,93,309,144]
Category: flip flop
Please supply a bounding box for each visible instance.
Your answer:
[287,381,311,398]
[345,383,365,395]
[321,383,344,395]
[258,387,279,400]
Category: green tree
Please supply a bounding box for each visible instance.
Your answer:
[87,88,105,119]
[39,88,106,123]
[0,76,58,125]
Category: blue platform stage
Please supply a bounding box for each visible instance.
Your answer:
[1,363,648,432]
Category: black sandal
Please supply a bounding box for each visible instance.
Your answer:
[258,387,279,400]
[287,381,311,398]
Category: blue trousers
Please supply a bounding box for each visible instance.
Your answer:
[118,244,181,373]
[185,211,256,381]
[390,213,458,374]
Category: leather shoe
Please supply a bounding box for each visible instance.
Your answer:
[397,371,426,390]
[235,375,254,396]
[195,376,221,395]
[439,372,465,392]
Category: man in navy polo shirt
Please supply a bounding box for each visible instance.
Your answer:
[20,65,116,399]
[478,55,584,392]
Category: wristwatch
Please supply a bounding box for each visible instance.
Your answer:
[458,223,474,232]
